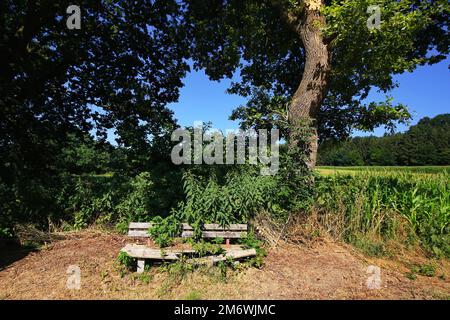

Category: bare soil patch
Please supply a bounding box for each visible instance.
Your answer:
[0,230,449,300]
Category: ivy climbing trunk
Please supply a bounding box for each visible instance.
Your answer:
[288,1,331,168]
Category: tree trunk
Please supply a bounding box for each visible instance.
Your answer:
[288,1,331,168]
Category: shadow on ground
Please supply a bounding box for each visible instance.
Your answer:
[0,242,37,271]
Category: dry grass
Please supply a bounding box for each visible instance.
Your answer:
[1,227,449,300]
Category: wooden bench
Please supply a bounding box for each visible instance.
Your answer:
[121,243,256,273]
[123,221,252,273]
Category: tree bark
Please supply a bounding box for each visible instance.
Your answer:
[288,1,331,168]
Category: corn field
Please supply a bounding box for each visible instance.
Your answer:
[315,171,450,257]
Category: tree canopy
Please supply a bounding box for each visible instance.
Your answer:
[1,0,189,180]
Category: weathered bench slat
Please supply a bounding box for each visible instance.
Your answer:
[129,222,153,229]
[127,222,248,238]
[181,230,247,238]
[187,248,257,266]
[127,230,150,237]
[121,244,180,260]
[182,223,247,231]
[211,248,257,263]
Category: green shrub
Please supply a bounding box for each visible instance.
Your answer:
[0,227,13,239]
[239,231,267,268]
[192,241,225,257]
[148,215,180,247]
[115,172,156,224]
[417,264,436,277]
[173,171,279,227]
[116,251,135,270]
[0,180,14,238]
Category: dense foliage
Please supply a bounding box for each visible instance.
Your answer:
[1,0,187,236]
[0,122,312,239]
[318,114,450,166]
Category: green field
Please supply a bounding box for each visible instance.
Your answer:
[314,168,450,257]
[316,166,450,176]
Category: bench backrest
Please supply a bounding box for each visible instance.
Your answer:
[128,222,152,237]
[127,222,247,239]
[181,223,247,239]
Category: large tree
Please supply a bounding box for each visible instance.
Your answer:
[184,0,449,167]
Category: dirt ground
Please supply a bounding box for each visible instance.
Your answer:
[0,230,449,300]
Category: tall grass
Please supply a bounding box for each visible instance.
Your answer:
[314,172,449,257]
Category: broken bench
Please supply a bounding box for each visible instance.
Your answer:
[121,221,255,273]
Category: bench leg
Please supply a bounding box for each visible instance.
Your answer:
[137,259,145,273]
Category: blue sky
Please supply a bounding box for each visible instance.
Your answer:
[169,56,450,137]
[168,67,245,131]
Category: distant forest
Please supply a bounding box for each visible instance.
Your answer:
[318,114,450,166]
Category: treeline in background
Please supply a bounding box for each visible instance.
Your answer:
[318,114,450,166]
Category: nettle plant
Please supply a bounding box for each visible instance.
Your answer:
[148,216,181,247]
[174,171,278,227]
